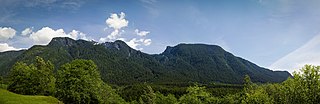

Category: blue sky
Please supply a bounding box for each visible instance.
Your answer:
[1,0,320,73]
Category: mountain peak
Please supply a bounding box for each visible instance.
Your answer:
[162,43,226,56]
[48,37,76,46]
[101,40,132,51]
[114,40,127,44]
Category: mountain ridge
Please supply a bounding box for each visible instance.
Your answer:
[0,37,291,84]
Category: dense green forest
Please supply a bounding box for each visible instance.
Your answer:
[0,37,290,85]
[1,56,319,104]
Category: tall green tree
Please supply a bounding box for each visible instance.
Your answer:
[56,59,103,104]
[138,85,177,104]
[299,65,320,103]
[99,83,127,104]
[241,86,273,104]
[279,65,320,104]
[240,65,320,104]
[179,85,220,104]
[237,75,273,104]
[139,86,156,104]
[7,56,55,95]
[32,56,56,95]
[154,92,177,104]
[7,62,33,94]
[243,75,253,92]
[56,59,126,104]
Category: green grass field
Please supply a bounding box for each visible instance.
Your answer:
[0,89,62,104]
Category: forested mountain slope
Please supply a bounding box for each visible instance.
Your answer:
[0,37,291,84]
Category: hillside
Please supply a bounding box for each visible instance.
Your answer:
[158,44,291,83]
[0,50,25,75]
[0,37,291,84]
[0,89,61,104]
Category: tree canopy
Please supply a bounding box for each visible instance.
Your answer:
[7,56,55,95]
[55,59,125,104]
[5,55,320,104]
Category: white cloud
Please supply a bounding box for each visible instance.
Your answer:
[29,27,68,45]
[106,12,128,30]
[126,38,143,50]
[78,32,88,40]
[99,30,125,43]
[108,30,124,40]
[0,26,89,52]
[135,29,150,37]
[100,12,153,50]
[102,12,129,42]
[108,30,119,40]
[269,33,320,73]
[68,30,88,40]
[0,27,16,41]
[99,37,108,43]
[68,30,79,39]
[29,27,87,45]
[122,38,152,50]
[21,27,33,36]
[143,39,152,46]
[0,43,20,52]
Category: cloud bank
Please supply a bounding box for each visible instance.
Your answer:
[0,26,88,52]
[0,43,20,52]
[21,27,33,36]
[29,27,88,45]
[0,27,18,52]
[0,27,16,41]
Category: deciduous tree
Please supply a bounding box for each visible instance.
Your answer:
[56,59,125,104]
[7,56,55,95]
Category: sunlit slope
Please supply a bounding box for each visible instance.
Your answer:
[0,89,62,104]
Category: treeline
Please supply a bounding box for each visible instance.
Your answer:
[6,56,125,104]
[2,56,320,104]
